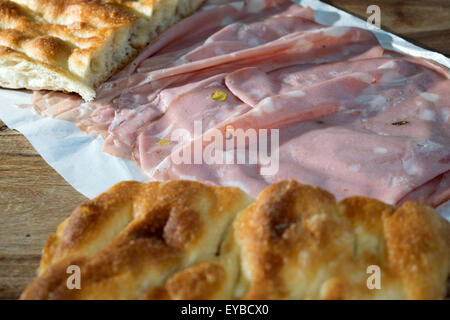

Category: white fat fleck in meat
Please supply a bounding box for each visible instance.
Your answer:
[357,94,388,115]
[311,57,334,64]
[204,81,224,88]
[201,5,216,11]
[109,115,125,130]
[419,109,436,121]
[373,147,387,154]
[176,174,201,182]
[259,97,276,113]
[247,37,260,46]
[248,88,265,99]
[380,75,407,86]
[215,166,226,178]
[79,102,95,111]
[204,37,214,44]
[282,74,301,86]
[286,90,306,98]
[390,176,408,188]
[377,60,396,69]
[214,109,233,120]
[419,92,439,102]
[348,164,360,172]
[239,23,250,31]
[415,140,443,153]
[295,39,313,51]
[392,96,405,107]
[215,47,226,55]
[247,0,265,13]
[156,123,175,139]
[230,1,245,11]
[350,29,362,41]
[75,107,90,118]
[252,107,263,117]
[353,72,373,84]
[402,157,420,175]
[221,16,235,27]
[370,95,388,110]
[258,24,267,34]
[442,108,449,121]
[288,145,298,159]
[339,105,347,112]
[328,70,350,77]
[101,82,114,90]
[323,26,350,38]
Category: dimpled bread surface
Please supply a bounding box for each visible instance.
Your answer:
[21,180,450,299]
[0,0,205,100]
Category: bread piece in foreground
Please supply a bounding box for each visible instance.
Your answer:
[235,180,450,299]
[21,180,252,299]
[0,0,205,101]
[21,180,450,299]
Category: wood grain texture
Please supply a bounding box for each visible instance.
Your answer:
[322,0,450,56]
[0,120,87,299]
[0,1,449,300]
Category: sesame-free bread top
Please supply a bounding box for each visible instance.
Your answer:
[21,180,253,299]
[21,180,450,300]
[0,0,205,101]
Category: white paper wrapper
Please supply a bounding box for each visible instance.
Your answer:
[0,89,148,198]
[295,0,450,69]
[0,0,448,219]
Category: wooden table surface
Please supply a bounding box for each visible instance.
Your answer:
[0,0,449,300]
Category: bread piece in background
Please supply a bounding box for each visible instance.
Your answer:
[0,0,205,101]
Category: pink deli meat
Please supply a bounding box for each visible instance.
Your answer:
[27,0,450,206]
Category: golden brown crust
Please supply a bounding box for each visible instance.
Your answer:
[39,181,143,273]
[383,202,450,299]
[235,180,353,299]
[0,0,205,100]
[236,181,449,299]
[21,180,252,299]
[21,180,450,300]
[141,262,227,300]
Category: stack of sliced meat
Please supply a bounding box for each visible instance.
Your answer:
[27,0,450,206]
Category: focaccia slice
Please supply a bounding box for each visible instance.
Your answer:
[235,180,450,299]
[0,0,205,101]
[20,180,252,299]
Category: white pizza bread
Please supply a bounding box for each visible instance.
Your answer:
[0,0,205,100]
